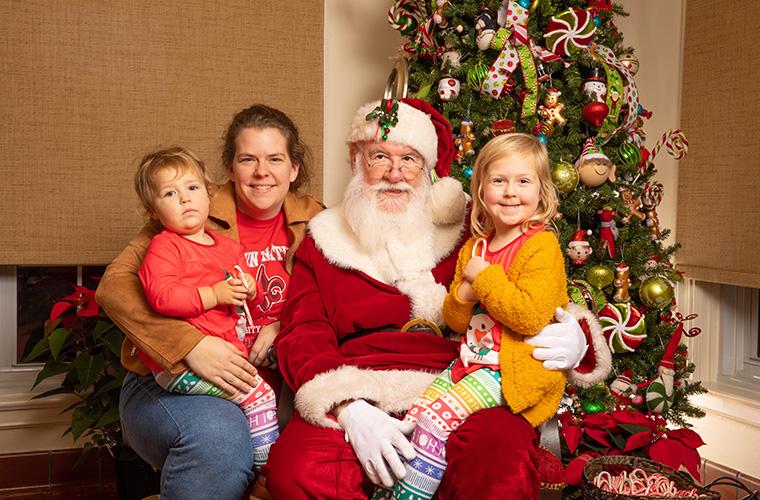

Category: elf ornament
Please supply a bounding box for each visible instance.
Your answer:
[599,302,646,353]
[597,207,618,259]
[612,262,631,303]
[455,120,476,163]
[576,139,616,187]
[538,88,567,132]
[644,322,686,413]
[566,229,593,265]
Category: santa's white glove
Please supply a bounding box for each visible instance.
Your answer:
[337,399,416,488]
[526,307,588,370]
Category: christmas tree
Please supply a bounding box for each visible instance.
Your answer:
[387,0,707,490]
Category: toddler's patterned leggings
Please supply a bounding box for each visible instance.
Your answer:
[373,361,504,500]
[154,369,279,470]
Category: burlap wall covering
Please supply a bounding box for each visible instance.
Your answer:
[678,0,760,288]
[0,1,323,264]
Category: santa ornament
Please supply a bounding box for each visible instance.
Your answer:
[575,139,616,187]
[566,229,593,265]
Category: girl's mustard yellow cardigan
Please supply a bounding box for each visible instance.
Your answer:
[442,231,569,427]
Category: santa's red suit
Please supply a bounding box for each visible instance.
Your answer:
[265,194,609,499]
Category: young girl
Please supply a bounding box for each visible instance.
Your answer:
[388,133,569,500]
[134,146,279,471]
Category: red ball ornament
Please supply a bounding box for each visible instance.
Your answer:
[639,147,650,168]
[582,101,610,127]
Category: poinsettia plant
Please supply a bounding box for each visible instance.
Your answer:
[559,409,705,486]
[25,285,126,456]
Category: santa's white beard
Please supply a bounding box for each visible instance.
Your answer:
[343,172,433,254]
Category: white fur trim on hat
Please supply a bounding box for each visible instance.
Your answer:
[347,100,439,171]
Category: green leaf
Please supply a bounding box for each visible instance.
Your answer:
[74,442,94,468]
[414,82,433,99]
[93,320,114,339]
[23,336,50,363]
[101,330,124,357]
[32,360,71,387]
[48,328,71,360]
[96,404,121,428]
[31,386,75,399]
[71,406,99,440]
[74,353,105,390]
[618,423,652,435]
[609,431,627,450]
[91,378,124,399]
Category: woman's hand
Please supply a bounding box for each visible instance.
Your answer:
[249,321,280,368]
[463,256,489,283]
[211,278,249,306]
[184,336,258,394]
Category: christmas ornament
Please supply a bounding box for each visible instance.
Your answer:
[568,279,607,312]
[599,302,646,353]
[644,206,662,241]
[467,62,489,91]
[597,207,618,259]
[432,0,448,27]
[387,1,420,35]
[576,139,616,187]
[609,369,635,402]
[462,166,473,179]
[455,120,476,163]
[619,188,645,223]
[365,99,399,141]
[551,161,578,193]
[491,119,515,136]
[619,52,640,76]
[644,321,686,413]
[441,48,462,70]
[639,277,674,309]
[518,0,531,8]
[566,228,593,265]
[582,401,605,414]
[474,7,498,50]
[592,15,602,28]
[643,129,689,170]
[438,77,461,101]
[582,68,607,102]
[617,142,641,169]
[591,44,640,133]
[586,265,614,289]
[582,101,610,127]
[543,8,596,57]
[537,88,567,131]
[612,262,631,302]
[536,133,548,145]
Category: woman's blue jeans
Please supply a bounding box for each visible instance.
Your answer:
[120,372,254,499]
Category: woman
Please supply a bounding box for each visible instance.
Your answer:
[96,104,323,499]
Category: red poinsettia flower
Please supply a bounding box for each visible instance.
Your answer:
[649,428,705,480]
[49,285,99,322]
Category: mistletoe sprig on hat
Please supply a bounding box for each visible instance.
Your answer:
[365,99,400,141]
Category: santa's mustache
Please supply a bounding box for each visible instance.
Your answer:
[366,180,417,195]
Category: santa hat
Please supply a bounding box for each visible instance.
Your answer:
[616,262,630,272]
[546,88,561,98]
[576,138,609,167]
[346,98,455,178]
[568,229,592,248]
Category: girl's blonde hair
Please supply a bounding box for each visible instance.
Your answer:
[470,133,559,238]
[134,146,212,215]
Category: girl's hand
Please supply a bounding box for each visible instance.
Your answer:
[184,336,258,395]
[249,321,280,368]
[211,278,248,306]
[456,281,477,302]
[463,256,489,283]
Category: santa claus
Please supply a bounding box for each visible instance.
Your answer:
[265,98,610,498]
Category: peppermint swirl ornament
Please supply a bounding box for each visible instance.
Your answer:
[543,8,596,57]
[599,302,646,353]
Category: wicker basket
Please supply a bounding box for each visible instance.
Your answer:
[581,456,720,499]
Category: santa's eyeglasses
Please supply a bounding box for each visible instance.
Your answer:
[361,147,424,180]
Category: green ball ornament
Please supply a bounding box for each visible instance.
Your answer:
[587,265,615,289]
[568,279,607,312]
[551,161,579,193]
[618,142,642,169]
[582,401,605,414]
[467,62,489,91]
[639,277,675,308]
